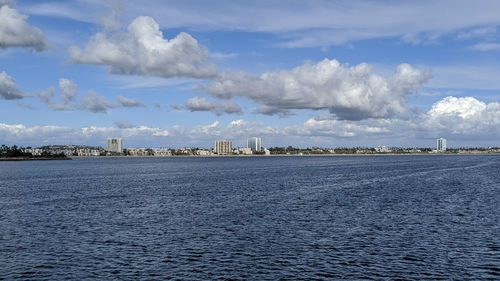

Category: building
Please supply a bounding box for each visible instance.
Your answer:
[195,149,212,156]
[125,148,149,156]
[24,148,43,156]
[239,147,253,155]
[106,138,123,154]
[152,148,172,157]
[375,146,392,153]
[247,137,262,152]
[76,148,101,156]
[215,140,232,155]
[437,138,447,152]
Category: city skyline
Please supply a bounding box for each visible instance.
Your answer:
[1,1,500,148]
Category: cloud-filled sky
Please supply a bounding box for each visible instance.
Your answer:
[1,0,500,148]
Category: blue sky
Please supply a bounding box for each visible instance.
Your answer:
[1,0,500,148]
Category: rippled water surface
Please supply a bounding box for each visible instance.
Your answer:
[1,155,499,280]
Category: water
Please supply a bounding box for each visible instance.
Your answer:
[0,155,499,280]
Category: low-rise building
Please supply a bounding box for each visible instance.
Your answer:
[24,148,43,156]
[375,146,392,153]
[152,148,172,157]
[126,148,149,156]
[76,148,100,156]
[195,149,212,156]
[239,147,253,155]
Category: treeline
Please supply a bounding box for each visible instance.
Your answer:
[0,145,66,158]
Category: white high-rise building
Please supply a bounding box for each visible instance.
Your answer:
[247,137,262,152]
[215,140,232,155]
[106,138,123,153]
[437,138,447,152]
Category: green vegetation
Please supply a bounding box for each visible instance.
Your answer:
[0,145,69,160]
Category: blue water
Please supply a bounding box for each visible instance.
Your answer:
[0,156,499,280]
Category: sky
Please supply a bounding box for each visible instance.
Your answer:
[1,0,500,148]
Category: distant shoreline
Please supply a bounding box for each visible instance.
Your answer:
[70,153,500,158]
[0,157,71,161]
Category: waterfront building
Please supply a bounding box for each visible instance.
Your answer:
[76,148,101,156]
[215,140,232,155]
[125,148,149,156]
[195,149,212,156]
[247,137,262,152]
[375,146,391,153]
[106,138,123,154]
[152,148,172,157]
[239,147,253,155]
[437,138,447,152]
[23,148,43,156]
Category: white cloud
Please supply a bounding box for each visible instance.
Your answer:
[59,78,78,104]
[299,118,388,137]
[69,16,216,79]
[180,97,242,115]
[80,91,119,113]
[206,59,430,120]
[420,96,500,137]
[210,52,239,59]
[37,79,147,112]
[0,1,48,51]
[0,71,28,100]
[81,125,169,138]
[467,42,500,51]
[37,78,78,110]
[0,122,73,144]
[117,95,146,108]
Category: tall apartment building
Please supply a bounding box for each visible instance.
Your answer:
[437,138,447,152]
[215,140,232,155]
[247,137,262,152]
[106,138,123,153]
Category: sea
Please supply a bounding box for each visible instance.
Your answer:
[0,155,499,280]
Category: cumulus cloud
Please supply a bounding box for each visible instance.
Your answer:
[37,78,78,110]
[0,1,48,51]
[59,78,78,104]
[117,95,146,108]
[420,96,500,137]
[206,59,430,120]
[180,97,242,115]
[80,91,119,113]
[69,16,216,79]
[0,71,28,100]
[38,87,57,106]
[37,79,146,112]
